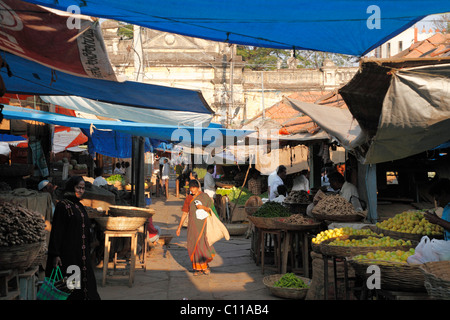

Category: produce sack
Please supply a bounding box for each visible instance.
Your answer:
[37,267,71,300]
[206,206,230,246]
[407,236,440,264]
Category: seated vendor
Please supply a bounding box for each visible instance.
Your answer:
[305,172,363,217]
[272,184,288,203]
[147,217,161,244]
[93,167,108,187]
[425,178,450,241]
[327,171,363,211]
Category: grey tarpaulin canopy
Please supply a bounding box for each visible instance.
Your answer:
[338,57,450,164]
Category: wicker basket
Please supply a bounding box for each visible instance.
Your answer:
[312,211,365,222]
[30,241,47,268]
[247,216,285,230]
[374,226,443,242]
[108,205,155,218]
[419,261,450,300]
[349,258,426,292]
[320,235,416,258]
[225,222,249,236]
[94,216,148,231]
[311,242,322,253]
[275,219,321,231]
[0,241,43,271]
[263,274,311,299]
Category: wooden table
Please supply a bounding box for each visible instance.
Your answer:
[280,226,320,277]
[102,230,138,288]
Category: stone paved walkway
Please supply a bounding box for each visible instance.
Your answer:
[95,193,282,300]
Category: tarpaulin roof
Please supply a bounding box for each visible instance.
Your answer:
[339,58,450,164]
[81,128,152,158]
[23,0,450,56]
[1,105,252,146]
[1,51,213,114]
[40,96,213,126]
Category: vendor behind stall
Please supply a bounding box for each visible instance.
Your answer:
[93,167,108,187]
[273,184,288,203]
[425,178,450,241]
[203,164,216,199]
[38,179,57,215]
[268,165,286,201]
[328,171,363,211]
[306,171,362,217]
[292,169,310,192]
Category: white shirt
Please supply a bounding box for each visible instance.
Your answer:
[292,174,309,192]
[93,176,107,187]
[273,194,286,203]
[339,181,359,202]
[162,162,170,178]
[339,181,362,211]
[203,172,216,198]
[269,174,284,201]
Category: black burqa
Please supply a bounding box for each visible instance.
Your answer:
[45,176,100,300]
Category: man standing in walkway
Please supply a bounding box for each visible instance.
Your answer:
[161,158,170,200]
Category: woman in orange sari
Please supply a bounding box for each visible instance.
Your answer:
[176,179,216,275]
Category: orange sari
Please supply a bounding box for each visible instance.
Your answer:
[186,192,216,271]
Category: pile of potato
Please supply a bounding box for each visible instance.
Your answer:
[0,201,46,246]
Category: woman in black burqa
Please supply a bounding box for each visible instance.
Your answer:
[46,176,100,300]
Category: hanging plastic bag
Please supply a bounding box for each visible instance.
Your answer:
[407,236,440,264]
[430,238,450,261]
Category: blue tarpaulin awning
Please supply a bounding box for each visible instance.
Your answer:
[22,0,450,56]
[1,51,213,115]
[1,105,252,146]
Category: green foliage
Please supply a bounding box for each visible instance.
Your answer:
[237,45,359,70]
[117,23,133,39]
[236,46,290,70]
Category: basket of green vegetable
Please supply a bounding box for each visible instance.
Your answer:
[263,273,311,299]
[247,202,291,229]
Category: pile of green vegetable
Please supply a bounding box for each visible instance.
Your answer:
[252,201,290,218]
[216,186,253,205]
[273,273,309,289]
[106,174,125,185]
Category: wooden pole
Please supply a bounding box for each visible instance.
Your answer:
[230,157,252,222]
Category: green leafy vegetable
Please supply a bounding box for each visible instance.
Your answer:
[253,201,290,217]
[273,273,309,289]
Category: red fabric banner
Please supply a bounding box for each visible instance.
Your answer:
[0,0,116,80]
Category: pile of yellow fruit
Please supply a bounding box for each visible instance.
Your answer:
[376,210,443,236]
[328,236,412,248]
[353,248,416,264]
[312,227,377,244]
